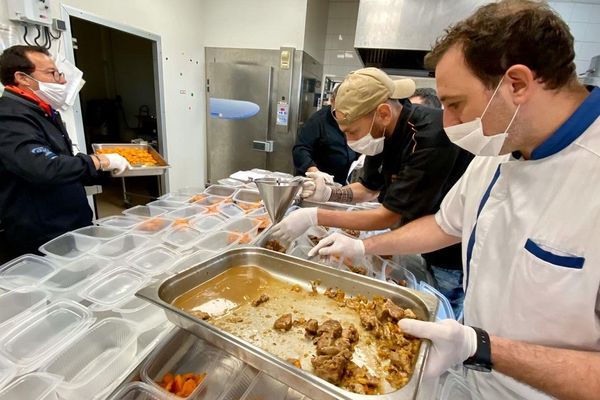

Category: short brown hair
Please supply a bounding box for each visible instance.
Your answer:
[0,45,50,86]
[425,0,576,90]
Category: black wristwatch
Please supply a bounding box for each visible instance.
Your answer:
[463,326,493,372]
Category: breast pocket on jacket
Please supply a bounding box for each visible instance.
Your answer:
[524,238,585,270]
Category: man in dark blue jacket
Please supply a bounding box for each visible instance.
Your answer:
[293,85,359,185]
[0,45,128,259]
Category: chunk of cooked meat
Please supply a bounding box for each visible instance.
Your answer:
[324,287,345,301]
[192,311,210,320]
[273,313,293,331]
[389,350,412,371]
[341,228,361,238]
[359,309,378,330]
[311,351,351,385]
[377,299,405,322]
[308,234,324,246]
[342,324,359,344]
[317,319,342,338]
[265,239,287,253]
[341,362,380,395]
[251,293,269,307]
[403,308,417,319]
[305,319,319,336]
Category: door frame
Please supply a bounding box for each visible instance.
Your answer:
[60,5,169,192]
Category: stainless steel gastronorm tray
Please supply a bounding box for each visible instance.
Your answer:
[92,143,170,177]
[137,247,438,400]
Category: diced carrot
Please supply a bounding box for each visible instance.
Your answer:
[177,379,197,397]
[162,372,174,385]
[173,374,184,393]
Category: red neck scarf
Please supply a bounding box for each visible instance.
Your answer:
[4,85,53,115]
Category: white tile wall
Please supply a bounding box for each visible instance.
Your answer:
[548,1,600,74]
[322,0,362,80]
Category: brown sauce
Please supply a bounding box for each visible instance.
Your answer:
[172,265,285,318]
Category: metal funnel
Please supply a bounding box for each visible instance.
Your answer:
[254,177,302,224]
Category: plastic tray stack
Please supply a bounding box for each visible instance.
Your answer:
[0,177,466,398]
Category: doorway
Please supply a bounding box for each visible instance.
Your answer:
[62,7,168,218]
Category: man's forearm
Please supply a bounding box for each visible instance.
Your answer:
[317,206,401,231]
[491,336,600,400]
[363,214,460,255]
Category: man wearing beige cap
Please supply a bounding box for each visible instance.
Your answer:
[272,67,472,315]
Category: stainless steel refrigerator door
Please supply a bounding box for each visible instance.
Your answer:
[206,63,272,183]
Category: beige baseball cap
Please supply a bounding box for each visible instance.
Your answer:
[335,67,416,123]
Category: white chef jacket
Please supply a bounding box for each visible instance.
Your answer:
[435,88,600,399]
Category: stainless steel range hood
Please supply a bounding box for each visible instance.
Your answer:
[354,0,488,76]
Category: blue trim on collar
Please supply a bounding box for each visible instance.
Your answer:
[465,165,502,293]
[531,87,600,160]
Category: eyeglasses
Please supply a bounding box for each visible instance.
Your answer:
[33,69,65,82]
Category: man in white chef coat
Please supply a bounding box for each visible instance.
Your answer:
[310,0,600,398]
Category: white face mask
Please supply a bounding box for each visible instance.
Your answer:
[26,59,84,110]
[444,77,519,156]
[33,80,69,110]
[347,113,385,156]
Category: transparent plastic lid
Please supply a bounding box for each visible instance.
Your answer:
[95,215,143,230]
[419,281,455,321]
[133,218,173,236]
[189,215,225,232]
[141,329,244,400]
[170,250,216,274]
[127,246,178,276]
[41,255,112,293]
[203,184,238,198]
[79,267,150,309]
[164,205,207,220]
[240,371,289,400]
[107,382,170,400]
[195,231,241,252]
[221,217,260,236]
[175,186,205,196]
[41,318,138,398]
[72,225,124,240]
[0,300,93,374]
[122,205,167,218]
[0,288,50,332]
[438,371,475,400]
[0,354,16,391]
[158,193,193,203]
[38,232,101,261]
[218,203,245,219]
[217,178,245,187]
[382,260,418,289]
[0,372,62,400]
[146,200,185,210]
[162,226,204,249]
[191,195,226,206]
[94,234,150,259]
[0,255,58,290]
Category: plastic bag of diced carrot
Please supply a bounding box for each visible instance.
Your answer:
[158,372,206,397]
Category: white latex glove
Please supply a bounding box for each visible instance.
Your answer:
[398,319,477,379]
[269,208,318,243]
[300,171,332,202]
[307,170,334,183]
[102,154,131,175]
[308,232,365,258]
